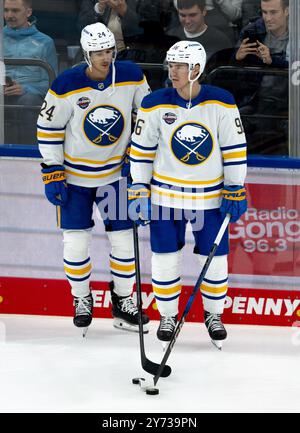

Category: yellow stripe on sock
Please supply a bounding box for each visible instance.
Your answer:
[110,261,135,272]
[64,264,92,276]
[152,285,182,296]
[201,284,228,294]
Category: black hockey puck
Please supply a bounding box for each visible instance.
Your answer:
[146,388,159,395]
[132,378,141,385]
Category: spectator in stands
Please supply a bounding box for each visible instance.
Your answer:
[77,0,141,52]
[4,0,58,144]
[235,0,289,154]
[167,0,232,62]
[174,0,243,43]
[236,0,288,66]
[242,0,261,27]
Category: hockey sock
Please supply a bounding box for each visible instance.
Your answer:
[107,229,135,297]
[152,251,182,316]
[198,254,228,314]
[63,230,92,298]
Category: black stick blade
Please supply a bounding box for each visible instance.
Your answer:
[143,359,172,377]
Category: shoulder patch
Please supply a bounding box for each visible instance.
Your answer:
[115,61,144,84]
[51,64,89,95]
[201,85,236,106]
[141,88,176,110]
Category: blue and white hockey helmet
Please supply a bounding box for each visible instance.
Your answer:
[166,41,207,76]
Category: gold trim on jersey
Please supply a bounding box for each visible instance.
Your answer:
[141,104,180,112]
[49,88,93,98]
[152,186,222,200]
[113,77,146,87]
[37,131,65,139]
[65,166,121,179]
[222,150,247,160]
[130,148,156,159]
[153,171,224,186]
[64,152,123,165]
[197,100,237,109]
[140,100,237,112]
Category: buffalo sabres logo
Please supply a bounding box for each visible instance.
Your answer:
[83,105,124,146]
[171,122,213,165]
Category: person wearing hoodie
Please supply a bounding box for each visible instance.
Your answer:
[3,0,58,144]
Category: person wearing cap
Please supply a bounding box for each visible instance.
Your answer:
[127,41,247,349]
[37,22,151,336]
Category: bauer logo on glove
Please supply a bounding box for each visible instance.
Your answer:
[42,170,66,184]
[41,164,68,207]
[220,185,247,223]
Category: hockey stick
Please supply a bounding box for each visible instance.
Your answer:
[152,213,231,386]
[132,223,172,378]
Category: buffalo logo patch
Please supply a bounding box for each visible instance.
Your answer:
[83,105,124,146]
[171,122,214,165]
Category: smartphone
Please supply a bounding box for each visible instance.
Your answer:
[5,76,13,87]
[244,30,259,45]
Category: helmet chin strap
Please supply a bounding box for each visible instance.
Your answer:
[187,66,201,111]
[84,48,117,95]
[109,50,117,96]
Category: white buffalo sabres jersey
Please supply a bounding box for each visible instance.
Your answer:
[130,85,247,210]
[38,61,150,187]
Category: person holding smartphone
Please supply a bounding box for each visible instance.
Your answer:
[234,0,289,155]
[4,0,58,144]
[235,0,289,66]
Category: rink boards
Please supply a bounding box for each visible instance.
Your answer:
[0,157,300,327]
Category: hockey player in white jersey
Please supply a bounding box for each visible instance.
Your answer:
[38,23,150,335]
[128,41,247,349]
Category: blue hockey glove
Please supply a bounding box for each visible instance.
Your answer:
[220,185,247,223]
[121,146,131,177]
[128,183,151,226]
[41,164,68,206]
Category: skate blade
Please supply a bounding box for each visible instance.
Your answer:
[161,341,168,352]
[211,339,223,350]
[82,327,89,338]
[113,318,149,334]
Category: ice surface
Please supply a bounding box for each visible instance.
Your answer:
[0,314,299,413]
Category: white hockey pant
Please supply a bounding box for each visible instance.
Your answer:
[152,251,182,317]
[107,229,135,297]
[63,230,92,298]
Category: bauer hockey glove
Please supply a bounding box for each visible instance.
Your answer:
[121,146,131,177]
[220,185,247,223]
[41,164,68,206]
[128,183,151,226]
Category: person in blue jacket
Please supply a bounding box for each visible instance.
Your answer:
[4,0,58,144]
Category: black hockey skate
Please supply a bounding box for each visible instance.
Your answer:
[157,315,178,350]
[109,282,149,333]
[73,293,93,337]
[204,311,227,350]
